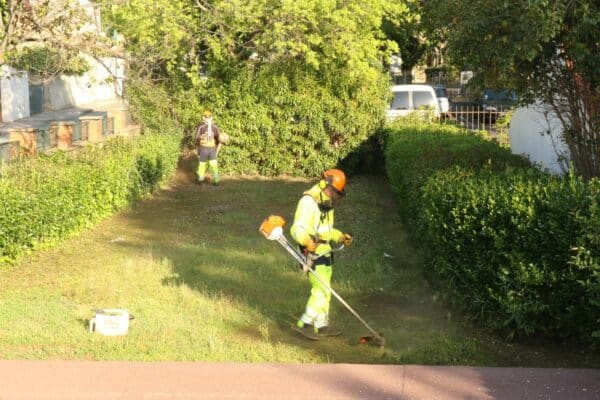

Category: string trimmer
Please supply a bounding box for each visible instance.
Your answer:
[259,214,386,347]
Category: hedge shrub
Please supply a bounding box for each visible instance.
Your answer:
[384,120,529,225]
[144,62,390,178]
[0,131,181,265]
[385,120,600,344]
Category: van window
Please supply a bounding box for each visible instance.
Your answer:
[391,92,409,110]
[413,91,434,108]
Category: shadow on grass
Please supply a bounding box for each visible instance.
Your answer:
[107,174,597,367]
[107,175,446,363]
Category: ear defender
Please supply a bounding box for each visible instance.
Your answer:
[319,174,334,190]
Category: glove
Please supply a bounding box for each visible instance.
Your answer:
[342,233,353,247]
[303,237,318,252]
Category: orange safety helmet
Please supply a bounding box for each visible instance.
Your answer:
[322,169,346,195]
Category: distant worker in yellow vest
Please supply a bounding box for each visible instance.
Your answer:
[290,169,354,340]
[195,110,223,186]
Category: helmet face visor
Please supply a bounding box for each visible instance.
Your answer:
[323,184,345,200]
[333,186,345,197]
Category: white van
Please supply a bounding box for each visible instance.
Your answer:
[387,84,440,120]
[433,85,450,114]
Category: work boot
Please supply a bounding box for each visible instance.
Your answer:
[293,324,320,341]
[316,326,342,337]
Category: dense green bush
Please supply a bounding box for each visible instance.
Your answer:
[339,127,388,174]
[106,0,399,178]
[384,120,529,225]
[126,68,389,179]
[421,168,600,342]
[385,120,600,344]
[159,64,389,177]
[0,131,180,265]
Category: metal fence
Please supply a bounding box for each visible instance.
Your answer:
[445,106,512,131]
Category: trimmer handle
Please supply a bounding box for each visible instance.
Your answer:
[307,243,345,258]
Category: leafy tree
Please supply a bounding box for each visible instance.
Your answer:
[103,0,417,175]
[0,0,117,77]
[381,0,426,74]
[9,46,90,78]
[423,0,600,179]
[101,0,197,82]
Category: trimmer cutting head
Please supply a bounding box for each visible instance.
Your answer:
[359,333,386,347]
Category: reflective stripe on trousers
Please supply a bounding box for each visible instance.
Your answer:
[299,263,332,329]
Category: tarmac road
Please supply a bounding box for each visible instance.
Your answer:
[0,361,598,399]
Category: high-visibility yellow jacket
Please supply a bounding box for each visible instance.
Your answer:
[291,183,343,255]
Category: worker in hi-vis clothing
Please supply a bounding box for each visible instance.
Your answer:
[194,110,221,185]
[291,169,353,340]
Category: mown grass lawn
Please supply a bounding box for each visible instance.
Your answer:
[1,171,598,367]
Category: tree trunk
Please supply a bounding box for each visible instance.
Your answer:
[547,63,599,180]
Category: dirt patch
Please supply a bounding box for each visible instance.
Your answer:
[173,147,199,184]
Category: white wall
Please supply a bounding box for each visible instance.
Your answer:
[44,56,125,110]
[0,65,30,122]
[509,103,570,175]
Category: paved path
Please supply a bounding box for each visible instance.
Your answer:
[0,361,598,399]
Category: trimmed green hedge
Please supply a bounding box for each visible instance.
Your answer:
[384,121,530,225]
[0,131,181,265]
[385,120,600,344]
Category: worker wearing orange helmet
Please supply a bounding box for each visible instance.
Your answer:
[290,169,353,340]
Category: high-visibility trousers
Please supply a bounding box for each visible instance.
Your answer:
[299,263,332,329]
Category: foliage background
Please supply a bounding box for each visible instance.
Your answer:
[102,0,418,176]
